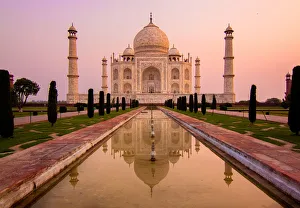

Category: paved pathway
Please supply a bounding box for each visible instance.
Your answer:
[160,107,300,203]
[207,109,288,124]
[0,107,145,208]
[14,111,88,126]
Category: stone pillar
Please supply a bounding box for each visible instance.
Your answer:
[67,23,79,104]
[102,57,108,95]
[223,24,235,97]
[194,57,201,94]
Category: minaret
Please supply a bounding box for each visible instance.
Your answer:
[224,162,233,186]
[69,166,79,189]
[194,57,201,94]
[223,24,235,101]
[285,73,292,99]
[67,23,79,104]
[101,57,108,95]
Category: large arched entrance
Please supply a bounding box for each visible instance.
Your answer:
[142,67,161,93]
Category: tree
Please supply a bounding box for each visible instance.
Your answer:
[189,94,193,112]
[13,78,40,112]
[122,97,126,110]
[99,91,104,116]
[201,94,206,115]
[211,94,217,110]
[106,93,111,114]
[0,70,14,138]
[116,97,119,112]
[288,66,300,135]
[87,88,94,118]
[194,93,198,113]
[249,85,257,124]
[265,98,281,105]
[47,81,57,127]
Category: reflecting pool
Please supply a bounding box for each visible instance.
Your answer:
[31,110,282,208]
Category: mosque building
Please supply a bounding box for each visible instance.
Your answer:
[66,14,235,104]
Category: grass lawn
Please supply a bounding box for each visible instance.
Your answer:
[226,106,288,117]
[12,106,79,118]
[0,108,135,156]
[168,108,300,151]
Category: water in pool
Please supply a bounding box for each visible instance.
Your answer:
[30,110,282,208]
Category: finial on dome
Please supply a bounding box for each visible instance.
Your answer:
[150,12,153,23]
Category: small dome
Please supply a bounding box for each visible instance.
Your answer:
[168,45,180,56]
[286,72,291,77]
[102,57,107,62]
[68,23,77,32]
[195,57,200,62]
[123,45,134,56]
[225,24,233,33]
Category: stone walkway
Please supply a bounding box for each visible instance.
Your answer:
[0,107,145,208]
[207,109,288,124]
[160,107,300,203]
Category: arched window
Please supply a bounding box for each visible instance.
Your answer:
[171,68,179,80]
[123,83,132,93]
[185,84,189,93]
[113,69,118,80]
[113,83,118,93]
[124,68,132,79]
[171,83,180,93]
[185,68,189,80]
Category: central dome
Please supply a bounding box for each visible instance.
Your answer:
[133,19,169,55]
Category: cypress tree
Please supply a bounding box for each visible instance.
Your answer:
[201,94,206,115]
[211,94,217,110]
[87,88,94,118]
[288,66,300,135]
[99,91,104,116]
[106,93,111,114]
[0,70,14,138]
[47,81,57,127]
[183,96,187,111]
[189,94,193,112]
[122,97,126,110]
[249,85,257,124]
[116,97,119,112]
[178,97,182,110]
[194,93,198,113]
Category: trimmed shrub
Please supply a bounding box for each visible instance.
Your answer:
[211,94,217,109]
[249,85,257,124]
[99,91,104,116]
[201,94,206,115]
[47,81,58,127]
[288,66,300,135]
[106,93,111,114]
[194,93,198,113]
[33,111,38,116]
[220,105,227,111]
[189,94,193,112]
[0,70,14,138]
[122,97,126,110]
[59,106,67,113]
[88,88,94,118]
[116,97,119,112]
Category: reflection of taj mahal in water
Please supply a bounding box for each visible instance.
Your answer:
[67,13,235,104]
[68,112,234,192]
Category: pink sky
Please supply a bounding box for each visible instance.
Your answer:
[1,0,299,102]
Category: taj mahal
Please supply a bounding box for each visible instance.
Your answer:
[66,14,235,104]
